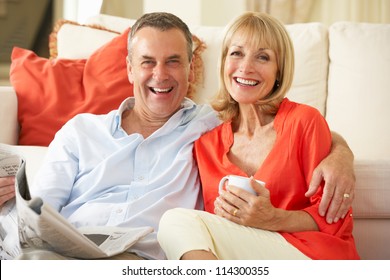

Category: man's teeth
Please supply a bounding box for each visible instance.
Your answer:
[236,78,259,86]
[152,87,172,93]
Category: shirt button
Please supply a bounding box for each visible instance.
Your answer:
[116,209,123,213]
[138,176,144,180]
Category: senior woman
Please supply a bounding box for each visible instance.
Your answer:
[157,12,359,260]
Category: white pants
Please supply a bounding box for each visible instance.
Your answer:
[158,208,310,260]
[17,248,145,260]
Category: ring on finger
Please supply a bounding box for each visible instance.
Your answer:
[233,208,238,216]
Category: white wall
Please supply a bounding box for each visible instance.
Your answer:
[58,0,103,23]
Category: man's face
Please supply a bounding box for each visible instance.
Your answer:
[127,27,194,120]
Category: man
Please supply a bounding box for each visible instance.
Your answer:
[0,12,355,259]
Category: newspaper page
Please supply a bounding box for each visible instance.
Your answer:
[0,147,21,259]
[0,146,153,259]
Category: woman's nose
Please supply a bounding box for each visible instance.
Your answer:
[239,57,254,73]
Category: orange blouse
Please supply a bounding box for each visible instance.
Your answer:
[194,98,359,259]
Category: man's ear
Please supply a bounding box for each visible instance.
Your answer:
[126,56,134,84]
[188,57,195,83]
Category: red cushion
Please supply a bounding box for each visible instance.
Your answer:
[10,28,132,146]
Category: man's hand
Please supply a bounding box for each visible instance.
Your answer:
[0,176,16,207]
[306,132,355,224]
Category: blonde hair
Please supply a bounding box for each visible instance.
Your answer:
[212,12,295,121]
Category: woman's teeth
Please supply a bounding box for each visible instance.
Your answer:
[235,77,259,86]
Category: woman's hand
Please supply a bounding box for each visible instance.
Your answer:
[214,178,318,232]
[0,177,16,207]
[214,178,280,230]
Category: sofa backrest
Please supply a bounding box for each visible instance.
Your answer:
[326,22,390,160]
[0,86,18,144]
[58,14,329,116]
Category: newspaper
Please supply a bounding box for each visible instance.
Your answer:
[0,147,21,259]
[0,146,153,259]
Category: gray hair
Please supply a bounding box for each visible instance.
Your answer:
[128,12,193,62]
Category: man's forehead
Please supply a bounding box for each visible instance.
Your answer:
[132,26,187,44]
[131,27,189,59]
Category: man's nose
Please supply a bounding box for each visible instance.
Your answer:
[153,63,169,81]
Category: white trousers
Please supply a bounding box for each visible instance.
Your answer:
[17,248,144,260]
[158,208,310,260]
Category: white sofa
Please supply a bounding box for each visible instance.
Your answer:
[0,14,389,260]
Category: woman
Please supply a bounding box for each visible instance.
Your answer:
[157,12,359,260]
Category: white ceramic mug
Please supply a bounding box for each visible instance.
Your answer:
[218,175,265,195]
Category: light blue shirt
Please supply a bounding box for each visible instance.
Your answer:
[31,97,220,259]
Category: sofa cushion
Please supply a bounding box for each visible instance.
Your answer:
[50,20,121,59]
[10,28,133,146]
[285,23,328,116]
[326,22,390,160]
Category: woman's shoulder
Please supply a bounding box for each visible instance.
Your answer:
[280,98,322,117]
[276,98,328,132]
[278,98,325,123]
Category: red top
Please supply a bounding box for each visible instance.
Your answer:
[194,98,359,259]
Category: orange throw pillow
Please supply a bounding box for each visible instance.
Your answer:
[10,28,133,146]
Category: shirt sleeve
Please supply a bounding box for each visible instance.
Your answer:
[297,107,343,234]
[30,119,80,211]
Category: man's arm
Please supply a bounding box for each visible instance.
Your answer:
[305,131,355,224]
[0,177,15,207]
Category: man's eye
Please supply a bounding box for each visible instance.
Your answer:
[141,61,155,67]
[167,60,180,65]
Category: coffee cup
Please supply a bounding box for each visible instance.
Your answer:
[218,175,265,195]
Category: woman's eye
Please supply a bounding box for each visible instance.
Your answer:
[230,51,241,56]
[258,55,269,61]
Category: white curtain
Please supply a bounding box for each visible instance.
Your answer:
[246,0,390,24]
[100,0,143,19]
[246,0,315,23]
[309,0,390,25]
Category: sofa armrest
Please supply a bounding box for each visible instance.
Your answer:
[353,159,390,218]
[0,86,18,145]
[0,144,48,186]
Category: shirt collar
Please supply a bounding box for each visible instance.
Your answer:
[111,97,197,135]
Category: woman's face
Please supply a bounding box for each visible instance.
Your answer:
[224,33,278,105]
